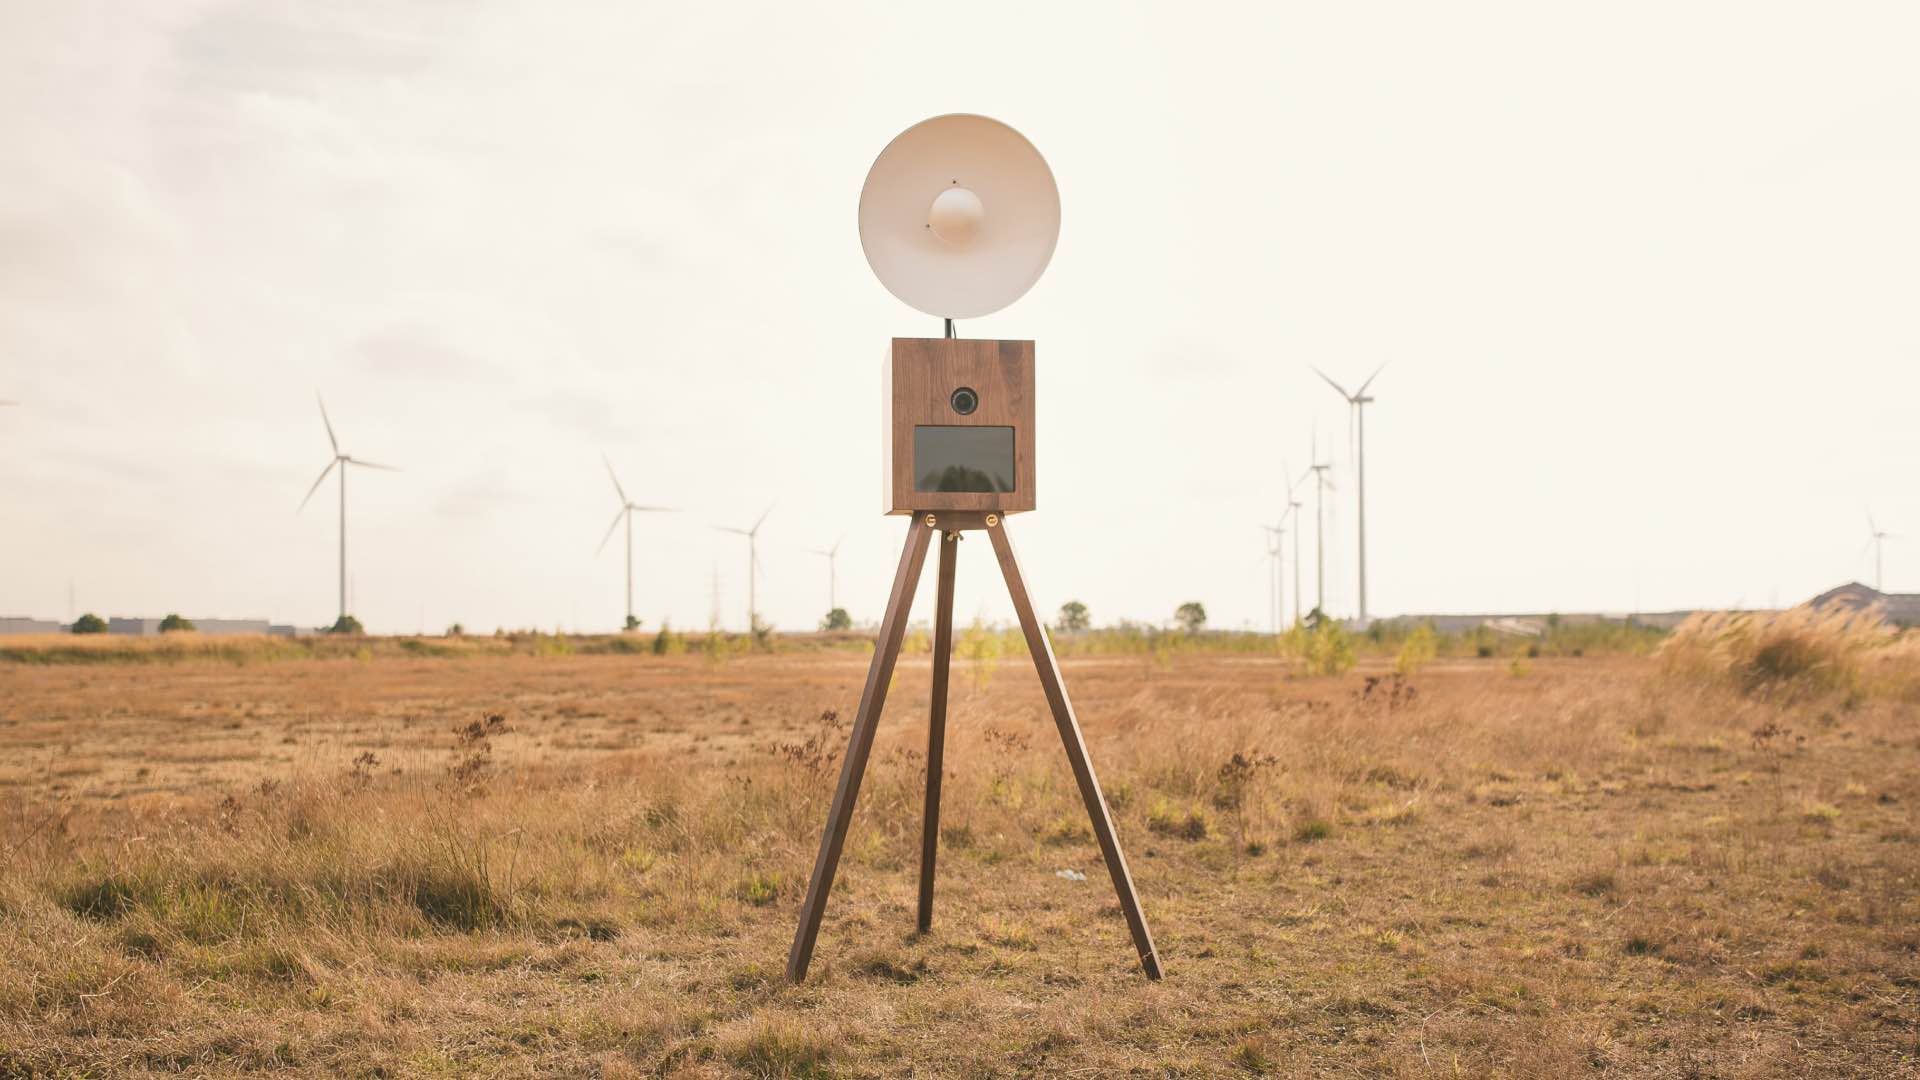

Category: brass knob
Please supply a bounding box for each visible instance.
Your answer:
[985,513,999,528]
[924,514,937,528]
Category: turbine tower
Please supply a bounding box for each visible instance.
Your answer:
[598,456,676,630]
[1308,436,1333,620]
[1867,512,1898,592]
[1261,522,1285,634]
[716,504,775,632]
[1314,364,1385,626]
[1282,459,1308,628]
[811,535,846,614]
[298,393,398,626]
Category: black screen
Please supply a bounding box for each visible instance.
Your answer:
[914,426,1015,493]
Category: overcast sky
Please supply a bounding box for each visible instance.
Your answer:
[3,2,1916,634]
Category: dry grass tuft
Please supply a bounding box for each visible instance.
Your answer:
[1658,605,1906,699]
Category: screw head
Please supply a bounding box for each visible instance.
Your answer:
[985,514,999,527]
[924,514,937,527]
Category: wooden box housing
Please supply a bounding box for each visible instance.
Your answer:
[883,338,1036,515]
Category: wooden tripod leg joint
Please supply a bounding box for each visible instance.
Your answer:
[918,530,958,934]
[786,520,934,983]
[985,518,1164,980]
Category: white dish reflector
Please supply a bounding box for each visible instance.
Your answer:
[858,114,1060,321]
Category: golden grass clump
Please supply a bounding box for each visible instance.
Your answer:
[1657,605,1905,698]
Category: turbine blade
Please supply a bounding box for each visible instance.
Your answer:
[348,459,400,472]
[596,508,624,554]
[298,459,338,511]
[603,455,628,504]
[1312,367,1354,401]
[316,392,339,454]
[1357,361,1388,396]
[715,525,750,536]
[629,505,676,513]
[752,502,775,535]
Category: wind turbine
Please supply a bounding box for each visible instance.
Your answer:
[1314,364,1385,625]
[716,504,775,632]
[810,535,846,615]
[1260,522,1285,634]
[1282,459,1309,628]
[298,393,398,626]
[598,456,676,630]
[1866,512,1898,592]
[1308,434,1334,620]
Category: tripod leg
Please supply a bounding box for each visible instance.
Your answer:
[918,530,959,933]
[787,518,934,982]
[985,519,1163,980]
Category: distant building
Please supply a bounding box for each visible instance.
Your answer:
[106,617,279,637]
[1806,583,1920,627]
[3,615,302,637]
[1375,610,1694,635]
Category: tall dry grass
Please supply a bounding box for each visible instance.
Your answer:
[1657,605,1913,700]
[1,652,1915,1075]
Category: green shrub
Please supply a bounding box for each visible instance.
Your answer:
[158,613,195,633]
[71,613,107,635]
[1395,624,1436,675]
[652,621,686,656]
[1056,600,1090,633]
[1175,602,1207,633]
[1303,621,1356,677]
[957,618,1007,691]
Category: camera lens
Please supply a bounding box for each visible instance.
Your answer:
[950,386,979,415]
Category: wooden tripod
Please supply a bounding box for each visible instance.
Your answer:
[786,510,1162,982]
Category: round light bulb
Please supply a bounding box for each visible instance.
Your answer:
[927,185,985,246]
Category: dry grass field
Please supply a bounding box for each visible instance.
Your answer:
[1,619,1916,1077]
